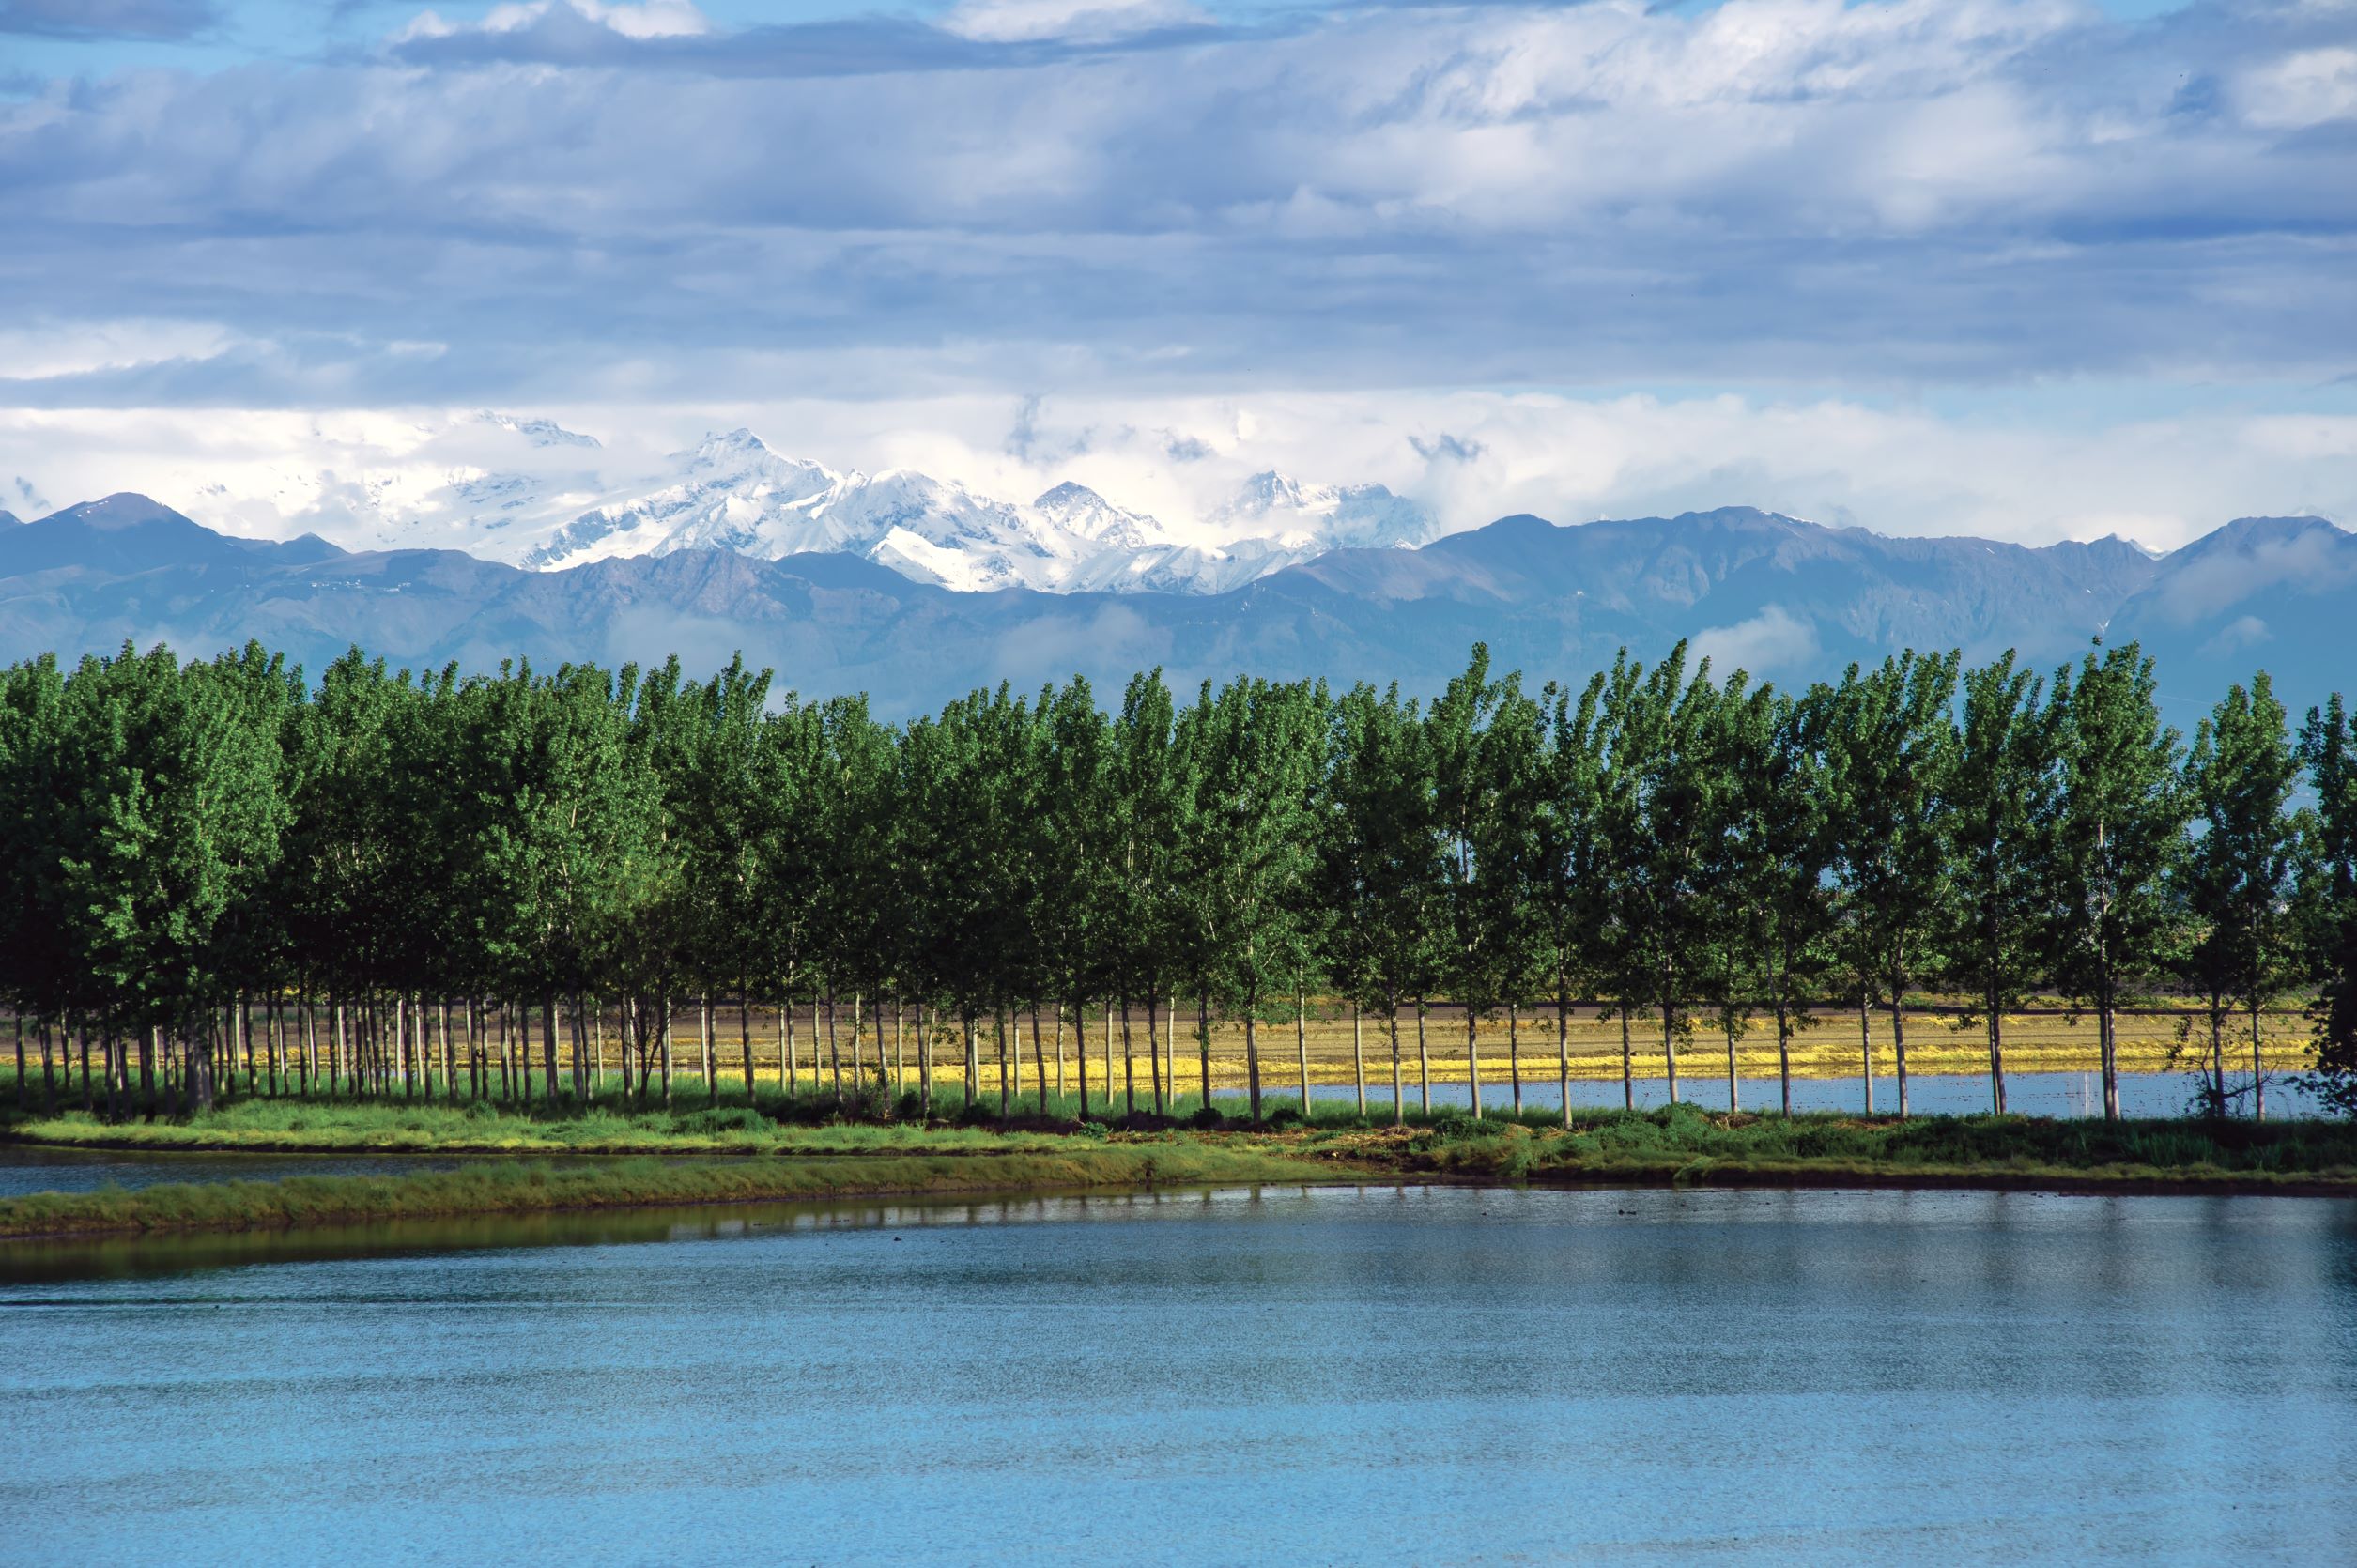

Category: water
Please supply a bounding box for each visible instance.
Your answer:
[0,1147,484,1198]
[4,1184,2352,1565]
[0,1148,755,1200]
[1233,1068,2327,1119]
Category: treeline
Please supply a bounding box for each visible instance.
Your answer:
[4,638,2355,1128]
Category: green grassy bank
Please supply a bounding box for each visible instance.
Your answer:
[0,1144,1343,1241]
[5,1090,2354,1248]
[1363,1104,2357,1194]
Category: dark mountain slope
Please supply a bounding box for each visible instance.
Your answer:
[0,496,2342,718]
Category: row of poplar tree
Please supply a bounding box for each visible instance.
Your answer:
[4,637,2355,1127]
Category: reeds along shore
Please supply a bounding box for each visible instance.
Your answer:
[5,636,2356,1132]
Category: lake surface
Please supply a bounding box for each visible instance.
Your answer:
[4,1184,2352,1565]
[0,1147,766,1200]
[1227,1068,2324,1119]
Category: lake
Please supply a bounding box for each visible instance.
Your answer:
[3,1183,2352,1564]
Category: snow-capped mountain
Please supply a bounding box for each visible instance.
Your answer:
[110,415,1437,595]
[1214,471,1432,551]
[508,429,1435,594]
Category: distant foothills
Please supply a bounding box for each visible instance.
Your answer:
[0,490,2349,719]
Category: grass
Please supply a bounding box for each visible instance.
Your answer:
[5,1078,2353,1247]
[1302,1103,2357,1193]
[0,1143,1343,1240]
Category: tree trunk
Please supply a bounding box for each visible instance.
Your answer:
[1390,1003,1405,1126]
[542,996,560,1103]
[1661,999,1678,1105]
[1120,1000,1135,1116]
[1723,1011,1738,1114]
[998,1009,1011,1117]
[1243,1008,1261,1123]
[827,993,842,1097]
[1197,996,1211,1120]
[963,1015,978,1108]
[1509,1003,1523,1117]
[2207,1000,2225,1118]
[1890,966,1910,1119]
[1074,1002,1089,1119]
[1031,1007,1048,1115]
[1294,973,1309,1117]
[2250,1000,2266,1122]
[1556,989,1571,1130]
[1416,999,1430,1116]
[1055,1002,1066,1102]
[1777,998,1793,1117]
[1352,1002,1366,1120]
[917,1003,934,1114]
[699,995,716,1104]
[2100,991,2119,1123]
[740,993,755,1104]
[1146,997,1163,1116]
[1620,1007,1632,1111]
[1991,984,2009,1117]
[658,997,674,1108]
[1858,993,1874,1115]
[1467,1004,1483,1119]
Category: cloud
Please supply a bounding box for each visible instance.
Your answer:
[1410,432,1485,465]
[0,0,2352,546]
[6,388,2348,559]
[1691,605,1822,682]
[941,0,1209,45]
[0,0,215,38]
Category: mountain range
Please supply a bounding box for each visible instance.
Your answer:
[240,423,1434,596]
[1,491,2346,722]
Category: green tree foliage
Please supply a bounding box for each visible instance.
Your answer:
[1944,653,2060,1116]
[2180,675,2309,1118]
[2049,642,2190,1122]
[2,635,2345,1125]
[2300,695,2357,1116]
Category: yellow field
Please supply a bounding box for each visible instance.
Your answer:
[627,1000,2313,1100]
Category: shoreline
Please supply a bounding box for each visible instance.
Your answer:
[0,1145,1350,1244]
[5,1128,2354,1247]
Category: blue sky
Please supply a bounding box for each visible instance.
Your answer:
[1,0,2351,548]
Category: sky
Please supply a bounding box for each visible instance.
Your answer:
[1,0,2352,550]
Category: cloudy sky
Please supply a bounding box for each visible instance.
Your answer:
[1,0,2352,548]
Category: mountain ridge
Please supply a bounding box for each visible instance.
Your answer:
[1,494,2346,718]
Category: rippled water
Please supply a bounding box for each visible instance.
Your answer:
[0,1147,761,1199]
[4,1183,2353,1565]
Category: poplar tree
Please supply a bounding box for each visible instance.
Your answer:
[1823,651,1960,1117]
[1184,676,1326,1123]
[2300,693,2357,1116]
[2180,674,2307,1118]
[1945,653,2060,1116]
[2049,641,2188,1122]
[1532,674,1610,1126]
[1323,683,1440,1123]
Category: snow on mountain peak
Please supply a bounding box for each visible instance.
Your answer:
[473,427,1437,592]
[471,411,602,450]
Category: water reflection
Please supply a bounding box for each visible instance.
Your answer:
[5,1185,2349,1565]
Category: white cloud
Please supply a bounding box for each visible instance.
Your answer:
[941,0,1204,45]
[4,388,2349,558]
[397,1,710,43]
[2237,45,2357,126]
